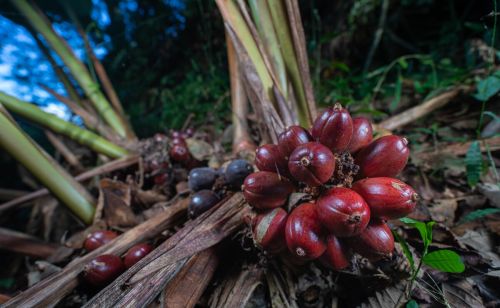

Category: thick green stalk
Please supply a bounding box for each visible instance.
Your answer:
[216,0,274,97]
[0,92,129,159]
[267,0,311,127]
[248,0,288,96]
[10,0,128,138]
[0,109,95,224]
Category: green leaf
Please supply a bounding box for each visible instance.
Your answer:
[423,249,465,273]
[398,58,409,70]
[393,231,415,271]
[406,299,419,308]
[458,208,500,224]
[400,218,435,252]
[465,141,483,187]
[473,72,500,101]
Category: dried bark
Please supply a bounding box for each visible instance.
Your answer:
[209,264,265,308]
[0,227,71,260]
[162,248,219,308]
[378,87,471,131]
[3,196,188,307]
[0,155,139,212]
[83,193,248,307]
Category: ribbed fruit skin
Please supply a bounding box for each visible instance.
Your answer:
[311,105,353,153]
[123,243,153,268]
[278,126,313,158]
[252,208,288,253]
[243,171,295,209]
[288,142,335,186]
[347,117,373,154]
[320,235,350,270]
[355,135,409,178]
[83,254,125,287]
[255,144,290,177]
[84,230,118,252]
[346,220,395,261]
[285,202,327,260]
[352,177,418,220]
[315,187,370,237]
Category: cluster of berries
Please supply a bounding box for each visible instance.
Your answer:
[187,159,253,218]
[244,103,418,269]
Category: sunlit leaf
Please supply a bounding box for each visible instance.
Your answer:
[423,249,465,273]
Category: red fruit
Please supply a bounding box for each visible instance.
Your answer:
[243,171,294,210]
[320,235,350,270]
[347,117,373,154]
[170,144,191,163]
[288,142,335,186]
[352,177,418,220]
[171,131,182,139]
[315,187,370,237]
[355,135,409,178]
[154,173,169,185]
[83,254,124,287]
[252,208,288,253]
[346,220,395,261]
[171,137,187,146]
[185,128,195,137]
[285,202,327,260]
[311,103,353,153]
[123,243,153,268]
[84,230,118,251]
[278,126,313,158]
[255,144,289,177]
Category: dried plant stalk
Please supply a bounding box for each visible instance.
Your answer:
[3,197,188,307]
[83,193,248,307]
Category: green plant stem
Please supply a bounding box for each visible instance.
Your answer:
[248,0,288,96]
[268,0,311,127]
[10,0,129,139]
[0,92,129,159]
[0,108,95,224]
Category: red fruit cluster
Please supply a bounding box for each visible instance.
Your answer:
[244,103,418,269]
[169,129,198,169]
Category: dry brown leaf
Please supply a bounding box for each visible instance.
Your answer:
[100,179,139,228]
[442,279,484,308]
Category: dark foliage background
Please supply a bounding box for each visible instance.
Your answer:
[0,0,498,188]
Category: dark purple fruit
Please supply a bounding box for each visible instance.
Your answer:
[311,103,353,153]
[288,142,335,186]
[278,126,313,158]
[347,117,373,154]
[188,190,220,218]
[83,254,124,287]
[224,159,254,189]
[315,187,370,237]
[355,135,409,178]
[243,171,294,210]
[188,167,218,192]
